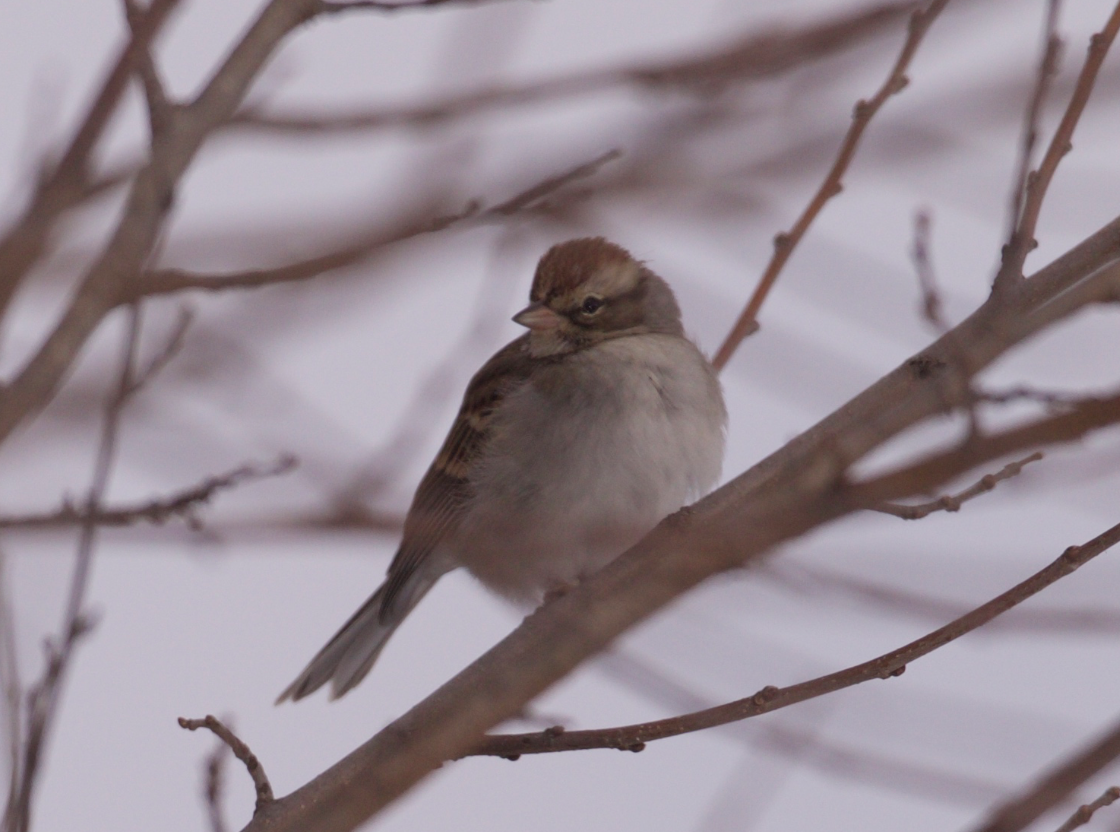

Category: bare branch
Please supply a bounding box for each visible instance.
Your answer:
[135,150,621,297]
[7,304,142,832]
[203,737,230,832]
[0,457,296,531]
[999,0,1063,290]
[179,716,274,814]
[230,2,916,135]
[1053,786,1120,832]
[912,208,946,330]
[969,719,1120,832]
[874,451,1042,520]
[124,305,194,397]
[121,0,177,140]
[0,0,182,320]
[467,518,1120,758]
[994,1,1120,293]
[711,0,950,371]
[238,229,1120,832]
[316,0,512,13]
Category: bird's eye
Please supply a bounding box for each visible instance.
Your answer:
[580,296,604,315]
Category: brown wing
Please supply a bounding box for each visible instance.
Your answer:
[379,334,534,620]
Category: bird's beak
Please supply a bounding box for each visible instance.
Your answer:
[513,302,562,331]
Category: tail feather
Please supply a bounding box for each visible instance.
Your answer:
[277,571,438,703]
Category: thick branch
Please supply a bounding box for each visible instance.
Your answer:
[469,518,1120,757]
[238,224,1120,832]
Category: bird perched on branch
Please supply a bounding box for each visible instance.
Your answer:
[279,237,726,702]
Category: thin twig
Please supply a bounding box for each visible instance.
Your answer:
[969,719,1120,832]
[997,0,1063,297]
[178,716,274,813]
[124,305,194,397]
[874,451,1042,520]
[467,518,1120,758]
[912,208,946,330]
[993,0,1120,293]
[8,305,142,832]
[0,457,296,531]
[1053,786,1120,832]
[711,0,950,370]
[0,550,21,832]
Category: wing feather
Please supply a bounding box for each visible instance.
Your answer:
[379,334,534,619]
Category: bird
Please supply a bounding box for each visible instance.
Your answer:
[278,237,726,702]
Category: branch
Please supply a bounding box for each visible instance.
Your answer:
[179,716,274,815]
[711,0,950,370]
[316,0,510,12]
[1053,786,1120,832]
[0,0,341,448]
[230,2,915,135]
[122,0,177,140]
[969,718,1120,832]
[7,304,142,832]
[994,0,1120,293]
[238,222,1120,832]
[998,0,1063,295]
[0,457,296,531]
[0,0,182,320]
[467,518,1120,758]
[135,150,621,297]
[874,451,1042,520]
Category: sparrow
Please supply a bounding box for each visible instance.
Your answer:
[278,237,726,702]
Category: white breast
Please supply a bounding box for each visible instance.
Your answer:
[453,333,726,601]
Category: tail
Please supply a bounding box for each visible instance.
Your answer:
[276,570,439,703]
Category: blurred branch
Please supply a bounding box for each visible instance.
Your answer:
[994,1,1120,294]
[179,716,274,816]
[316,0,514,12]
[5,305,142,832]
[230,1,916,135]
[0,0,182,321]
[468,518,1120,758]
[0,552,20,832]
[969,717,1120,832]
[1054,786,1120,832]
[874,451,1042,520]
[711,0,949,371]
[134,150,621,297]
[763,561,1120,634]
[0,0,509,448]
[203,737,230,832]
[0,457,296,531]
[122,0,176,140]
